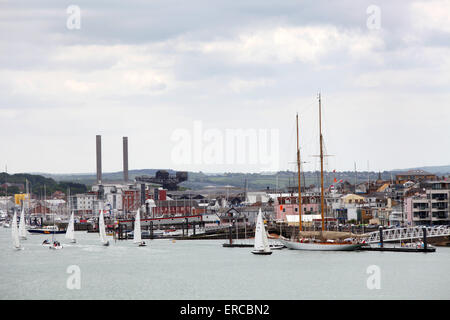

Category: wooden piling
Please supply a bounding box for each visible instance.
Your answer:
[150,221,154,239]
[379,226,384,248]
[423,227,427,251]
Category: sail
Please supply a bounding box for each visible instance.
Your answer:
[65,211,75,241]
[11,211,21,249]
[99,208,108,244]
[133,210,142,243]
[18,206,27,239]
[254,209,270,252]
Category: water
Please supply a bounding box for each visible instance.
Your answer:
[1,228,449,300]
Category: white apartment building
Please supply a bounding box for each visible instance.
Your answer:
[405,181,450,226]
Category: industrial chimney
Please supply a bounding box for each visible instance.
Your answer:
[123,136,129,183]
[96,135,102,184]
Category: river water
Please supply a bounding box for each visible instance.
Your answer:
[1,228,449,300]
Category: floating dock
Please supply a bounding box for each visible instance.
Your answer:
[222,243,253,248]
[360,246,436,253]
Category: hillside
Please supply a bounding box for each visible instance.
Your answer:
[0,173,88,196]
[37,169,394,191]
[392,165,450,175]
[19,164,449,192]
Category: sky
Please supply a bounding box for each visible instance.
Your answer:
[1,0,449,174]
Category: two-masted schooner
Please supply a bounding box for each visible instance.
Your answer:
[280,94,362,251]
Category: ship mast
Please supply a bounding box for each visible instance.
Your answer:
[319,93,325,232]
[296,114,302,233]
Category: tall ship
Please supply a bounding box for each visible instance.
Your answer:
[280,94,362,251]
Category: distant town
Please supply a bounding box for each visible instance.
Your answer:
[1,137,449,235]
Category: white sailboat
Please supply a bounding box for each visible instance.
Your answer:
[65,211,76,243]
[18,206,27,240]
[252,209,272,255]
[133,209,146,247]
[11,210,23,250]
[99,204,110,246]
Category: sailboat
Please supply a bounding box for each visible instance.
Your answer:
[47,185,63,250]
[98,203,110,246]
[65,211,76,243]
[280,94,362,251]
[133,209,146,247]
[18,205,27,240]
[11,210,23,250]
[49,211,63,249]
[252,209,272,255]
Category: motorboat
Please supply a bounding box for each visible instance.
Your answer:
[28,225,65,234]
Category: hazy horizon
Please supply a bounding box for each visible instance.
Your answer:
[3,163,450,176]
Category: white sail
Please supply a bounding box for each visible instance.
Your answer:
[11,211,21,249]
[133,210,142,244]
[18,206,27,240]
[99,207,108,244]
[254,209,270,252]
[65,211,75,242]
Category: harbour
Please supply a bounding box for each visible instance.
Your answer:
[1,228,449,300]
[1,0,450,305]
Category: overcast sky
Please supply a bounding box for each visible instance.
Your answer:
[1,0,449,174]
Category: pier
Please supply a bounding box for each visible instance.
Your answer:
[360,246,436,253]
[360,227,437,253]
[361,226,450,244]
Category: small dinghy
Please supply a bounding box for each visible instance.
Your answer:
[49,241,63,250]
[269,244,285,250]
[252,209,272,255]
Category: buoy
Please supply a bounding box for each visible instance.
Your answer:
[172,239,176,243]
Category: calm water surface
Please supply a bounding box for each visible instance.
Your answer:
[0,228,449,299]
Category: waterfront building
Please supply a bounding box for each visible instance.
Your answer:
[218,206,273,226]
[396,170,436,183]
[0,196,14,213]
[244,191,271,204]
[74,193,97,215]
[389,210,404,226]
[405,180,450,226]
[275,193,320,220]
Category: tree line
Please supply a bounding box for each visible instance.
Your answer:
[0,172,88,197]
